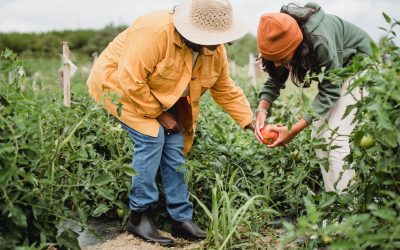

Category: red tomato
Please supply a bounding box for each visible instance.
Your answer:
[260,127,279,145]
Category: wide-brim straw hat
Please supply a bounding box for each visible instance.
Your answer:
[173,0,248,45]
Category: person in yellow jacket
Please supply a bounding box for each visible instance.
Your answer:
[87,0,254,246]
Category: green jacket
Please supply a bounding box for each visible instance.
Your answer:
[259,2,373,123]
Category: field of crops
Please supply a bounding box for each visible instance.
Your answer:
[1,18,399,250]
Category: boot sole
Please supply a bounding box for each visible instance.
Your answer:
[127,225,175,247]
[171,232,206,241]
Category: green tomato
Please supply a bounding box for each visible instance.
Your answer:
[323,235,333,244]
[116,208,125,218]
[295,153,302,162]
[360,134,375,149]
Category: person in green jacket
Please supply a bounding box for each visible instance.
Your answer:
[254,2,373,193]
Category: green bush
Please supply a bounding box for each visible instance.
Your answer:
[0,49,132,249]
[0,25,126,57]
[0,25,255,65]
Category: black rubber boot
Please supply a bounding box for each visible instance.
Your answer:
[127,210,174,246]
[171,219,206,240]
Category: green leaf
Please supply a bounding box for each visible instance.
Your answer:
[382,12,391,23]
[304,197,317,215]
[380,131,398,148]
[190,192,212,219]
[97,187,115,201]
[262,208,281,216]
[378,27,388,32]
[56,228,80,250]
[123,165,136,177]
[93,173,114,186]
[317,70,325,83]
[372,208,397,221]
[92,203,110,217]
[319,196,336,208]
[371,42,380,55]
[282,221,295,231]
[8,205,28,228]
[116,102,123,117]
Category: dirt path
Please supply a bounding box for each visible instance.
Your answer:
[79,218,292,249]
[81,230,292,250]
[83,231,203,250]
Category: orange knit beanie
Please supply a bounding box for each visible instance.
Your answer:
[257,13,303,61]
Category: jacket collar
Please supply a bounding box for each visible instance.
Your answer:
[173,28,185,48]
[202,47,216,56]
[173,28,216,55]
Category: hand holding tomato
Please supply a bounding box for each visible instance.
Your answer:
[260,126,279,145]
[254,111,268,143]
[265,124,296,148]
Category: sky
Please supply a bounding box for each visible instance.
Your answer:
[1,0,399,44]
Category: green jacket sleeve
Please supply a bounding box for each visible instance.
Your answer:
[258,67,289,104]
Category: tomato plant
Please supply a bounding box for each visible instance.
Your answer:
[0,49,133,249]
[281,14,400,249]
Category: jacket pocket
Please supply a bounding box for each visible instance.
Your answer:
[148,64,181,90]
[201,75,218,87]
[158,66,181,80]
[201,75,218,95]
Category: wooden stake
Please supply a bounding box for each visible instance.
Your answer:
[92,52,99,64]
[248,54,256,87]
[230,60,237,76]
[62,42,71,107]
[8,71,14,84]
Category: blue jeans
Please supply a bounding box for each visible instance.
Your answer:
[120,123,193,222]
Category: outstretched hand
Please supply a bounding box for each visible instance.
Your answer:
[265,124,294,148]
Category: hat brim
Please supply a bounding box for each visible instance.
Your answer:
[173,0,248,45]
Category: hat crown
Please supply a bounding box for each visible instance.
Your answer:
[190,0,233,32]
[257,13,303,61]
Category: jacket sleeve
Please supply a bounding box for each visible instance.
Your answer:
[117,29,165,118]
[209,48,253,129]
[258,67,289,104]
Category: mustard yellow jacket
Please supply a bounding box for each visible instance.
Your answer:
[87,11,253,154]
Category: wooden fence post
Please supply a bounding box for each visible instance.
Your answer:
[92,52,98,64]
[248,53,256,87]
[62,42,71,107]
[230,60,237,76]
[8,71,14,84]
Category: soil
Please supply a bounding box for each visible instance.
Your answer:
[82,231,203,250]
[78,217,295,249]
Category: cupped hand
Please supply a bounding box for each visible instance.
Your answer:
[266,124,294,148]
[254,110,267,143]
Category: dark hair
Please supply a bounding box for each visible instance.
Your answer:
[261,3,320,87]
